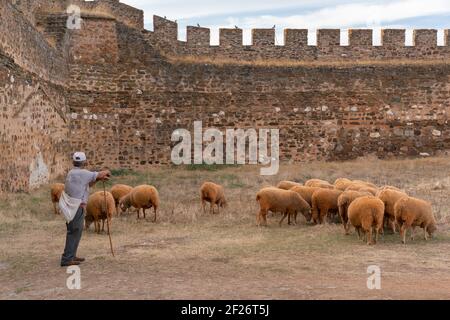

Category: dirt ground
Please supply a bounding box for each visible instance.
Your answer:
[1,156,450,300]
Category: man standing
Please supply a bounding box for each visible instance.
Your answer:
[60,152,111,267]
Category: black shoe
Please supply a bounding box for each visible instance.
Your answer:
[61,260,81,267]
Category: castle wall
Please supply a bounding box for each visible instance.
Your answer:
[0,1,70,192]
[68,21,450,168]
[148,16,450,62]
[0,0,67,84]
[2,0,450,192]
[11,0,144,29]
[0,53,70,192]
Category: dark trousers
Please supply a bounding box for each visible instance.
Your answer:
[61,207,84,265]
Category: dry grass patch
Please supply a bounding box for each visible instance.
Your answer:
[1,156,450,299]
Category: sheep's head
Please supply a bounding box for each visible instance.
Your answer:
[303,207,312,222]
[119,195,131,211]
[85,215,94,229]
[427,224,437,236]
[219,198,227,208]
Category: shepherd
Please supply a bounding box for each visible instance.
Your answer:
[59,152,111,267]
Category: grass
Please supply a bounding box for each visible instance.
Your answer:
[0,156,450,299]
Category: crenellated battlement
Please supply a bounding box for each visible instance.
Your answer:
[147,15,450,63]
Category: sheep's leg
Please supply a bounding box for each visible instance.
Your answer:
[258,209,268,227]
[279,212,288,227]
[375,227,380,244]
[424,227,428,241]
[400,223,408,244]
[320,208,329,224]
[390,218,396,233]
[143,208,146,219]
[344,222,350,235]
[202,200,206,214]
[410,226,416,240]
[153,207,157,223]
[102,219,105,232]
[137,208,140,220]
[367,228,373,245]
[356,227,361,240]
[53,202,58,215]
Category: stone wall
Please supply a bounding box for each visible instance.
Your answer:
[69,53,450,168]
[1,0,450,192]
[0,52,70,192]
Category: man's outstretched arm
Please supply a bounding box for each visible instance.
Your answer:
[89,170,111,187]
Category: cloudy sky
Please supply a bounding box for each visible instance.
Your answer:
[121,0,450,45]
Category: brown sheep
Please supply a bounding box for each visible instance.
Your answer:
[85,191,116,234]
[394,196,437,244]
[337,190,372,234]
[289,185,320,206]
[305,179,334,189]
[376,185,404,195]
[334,178,353,191]
[345,183,378,195]
[119,185,160,222]
[110,184,133,216]
[352,180,377,189]
[256,187,311,226]
[311,188,343,224]
[200,182,227,214]
[50,183,65,215]
[276,180,302,190]
[347,196,385,245]
[377,189,408,233]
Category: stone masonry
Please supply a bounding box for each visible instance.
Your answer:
[1,0,450,192]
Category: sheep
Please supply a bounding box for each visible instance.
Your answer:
[200,182,227,214]
[337,190,372,234]
[305,178,334,189]
[119,185,160,222]
[50,183,65,215]
[311,188,343,224]
[334,178,353,191]
[345,183,378,195]
[394,196,437,244]
[289,185,321,206]
[256,187,311,227]
[347,196,385,245]
[377,189,408,233]
[376,185,404,195]
[276,180,302,190]
[110,184,133,216]
[352,180,377,189]
[85,191,116,234]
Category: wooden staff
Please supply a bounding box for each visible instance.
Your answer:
[102,180,115,257]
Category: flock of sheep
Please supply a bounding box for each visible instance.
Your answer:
[50,176,437,245]
[260,178,436,245]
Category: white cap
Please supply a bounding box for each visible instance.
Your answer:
[73,152,87,162]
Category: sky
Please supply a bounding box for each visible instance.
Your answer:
[120,0,450,45]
